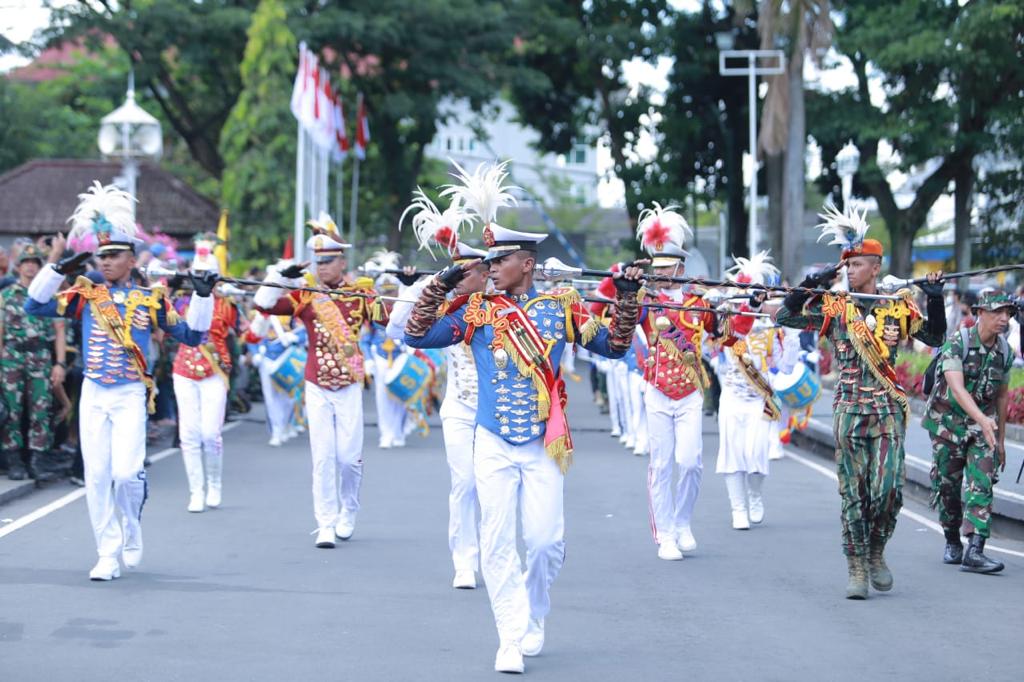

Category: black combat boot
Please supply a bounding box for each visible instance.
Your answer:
[868,539,893,591]
[960,534,1004,574]
[942,530,963,564]
[29,451,57,482]
[846,555,869,600]
[5,451,28,481]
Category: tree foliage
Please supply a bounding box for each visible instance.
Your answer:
[219,0,297,258]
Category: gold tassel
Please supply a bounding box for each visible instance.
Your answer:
[545,436,573,474]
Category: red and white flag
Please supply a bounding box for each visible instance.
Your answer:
[354,94,370,161]
[332,92,350,161]
[290,42,312,125]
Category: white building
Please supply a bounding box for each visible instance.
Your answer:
[426,98,600,207]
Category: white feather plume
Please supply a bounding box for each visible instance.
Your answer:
[370,249,402,272]
[816,200,871,250]
[727,249,780,285]
[440,159,518,226]
[67,181,137,241]
[398,187,467,259]
[635,202,692,252]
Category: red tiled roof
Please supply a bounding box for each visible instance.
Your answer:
[0,159,219,237]
[6,36,117,83]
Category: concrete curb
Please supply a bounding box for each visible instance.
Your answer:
[0,479,37,507]
[792,416,1024,531]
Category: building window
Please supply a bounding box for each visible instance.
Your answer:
[469,139,475,151]
[458,138,465,151]
[573,147,587,165]
[446,138,452,151]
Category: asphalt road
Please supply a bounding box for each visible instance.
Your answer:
[1,382,1023,681]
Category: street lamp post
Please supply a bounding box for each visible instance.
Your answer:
[717,36,784,257]
[98,71,163,222]
[836,141,860,207]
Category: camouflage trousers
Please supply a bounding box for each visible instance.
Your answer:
[929,433,997,538]
[832,410,906,557]
[0,352,54,454]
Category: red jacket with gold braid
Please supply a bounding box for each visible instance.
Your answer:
[256,281,387,390]
[638,288,717,400]
[173,295,238,383]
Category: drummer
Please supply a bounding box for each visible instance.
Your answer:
[253,213,390,549]
[245,304,307,447]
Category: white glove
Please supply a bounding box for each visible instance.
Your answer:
[281,331,299,347]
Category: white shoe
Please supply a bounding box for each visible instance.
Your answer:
[732,510,751,530]
[494,643,524,674]
[748,496,764,524]
[609,429,622,438]
[619,433,630,445]
[452,570,476,589]
[205,487,222,509]
[268,435,282,447]
[379,441,392,450]
[521,618,545,657]
[334,511,355,540]
[89,557,121,581]
[676,526,697,552]
[187,493,205,513]
[314,527,336,548]
[658,541,684,561]
[121,522,143,569]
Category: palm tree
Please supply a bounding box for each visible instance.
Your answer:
[741,1,832,281]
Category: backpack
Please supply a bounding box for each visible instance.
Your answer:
[923,327,1009,396]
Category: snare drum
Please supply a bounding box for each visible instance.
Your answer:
[772,363,821,409]
[385,352,432,405]
[270,345,307,394]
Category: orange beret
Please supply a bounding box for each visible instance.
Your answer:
[842,238,883,259]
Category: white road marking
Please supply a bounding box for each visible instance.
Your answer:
[784,448,1024,559]
[0,421,241,540]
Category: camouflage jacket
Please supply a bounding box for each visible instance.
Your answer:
[922,326,1013,440]
[0,282,55,359]
[777,294,943,415]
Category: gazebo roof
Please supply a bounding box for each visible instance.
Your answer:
[0,159,219,238]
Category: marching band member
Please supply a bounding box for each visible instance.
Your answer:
[362,251,409,449]
[775,201,946,599]
[635,203,717,561]
[171,233,239,513]
[714,251,781,530]
[26,183,215,580]
[254,213,388,549]
[403,162,643,674]
[387,189,489,589]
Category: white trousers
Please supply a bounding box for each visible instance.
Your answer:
[259,362,294,439]
[628,371,648,453]
[604,362,622,435]
[474,427,564,646]
[440,398,479,573]
[173,375,227,496]
[80,381,148,559]
[305,382,364,528]
[612,362,632,443]
[645,389,703,544]
[372,356,407,447]
[715,391,771,476]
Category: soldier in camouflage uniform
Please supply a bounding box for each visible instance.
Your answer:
[0,244,67,480]
[923,290,1016,574]
[776,202,946,599]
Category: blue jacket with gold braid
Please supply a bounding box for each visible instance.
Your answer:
[405,283,639,472]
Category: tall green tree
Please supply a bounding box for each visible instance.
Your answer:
[46,0,257,179]
[808,1,1024,276]
[659,2,758,259]
[304,0,525,249]
[503,0,672,245]
[219,0,297,258]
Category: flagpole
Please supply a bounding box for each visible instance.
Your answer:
[335,156,345,229]
[294,123,305,262]
[349,92,364,265]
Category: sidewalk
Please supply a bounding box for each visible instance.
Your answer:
[794,385,1024,525]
